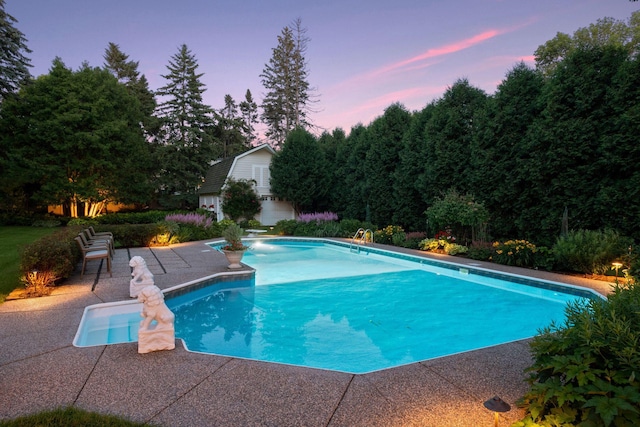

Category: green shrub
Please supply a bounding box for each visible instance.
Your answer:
[419,238,468,255]
[108,224,164,247]
[515,283,640,427]
[94,210,169,225]
[399,232,427,249]
[239,219,262,229]
[274,219,298,236]
[31,219,62,227]
[221,178,261,222]
[19,227,79,290]
[375,225,405,245]
[553,229,633,275]
[491,239,540,268]
[425,189,489,243]
[314,222,343,237]
[467,242,493,261]
[339,219,377,238]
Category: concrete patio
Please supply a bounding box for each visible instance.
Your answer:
[0,239,611,426]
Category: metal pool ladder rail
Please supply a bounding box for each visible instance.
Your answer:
[350,228,374,253]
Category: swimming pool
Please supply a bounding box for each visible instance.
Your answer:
[74,239,600,374]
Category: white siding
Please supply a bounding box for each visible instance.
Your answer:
[230,150,272,196]
[216,146,296,225]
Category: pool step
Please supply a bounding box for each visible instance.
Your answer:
[107,313,140,344]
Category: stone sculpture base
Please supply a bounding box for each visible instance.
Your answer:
[138,326,176,354]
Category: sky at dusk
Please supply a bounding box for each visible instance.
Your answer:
[6,1,639,136]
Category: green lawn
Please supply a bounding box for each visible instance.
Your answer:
[0,226,58,301]
[0,407,148,426]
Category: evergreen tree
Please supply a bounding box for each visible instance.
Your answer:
[340,124,371,221]
[215,94,247,157]
[317,128,345,213]
[521,46,627,244]
[0,59,152,216]
[364,103,412,228]
[419,79,488,206]
[0,0,31,102]
[154,44,217,208]
[260,18,314,147]
[393,103,436,230]
[239,89,259,145]
[471,62,545,239]
[103,42,156,118]
[603,52,640,240]
[269,128,327,213]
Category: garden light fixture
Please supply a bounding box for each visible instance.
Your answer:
[612,261,623,279]
[483,396,510,427]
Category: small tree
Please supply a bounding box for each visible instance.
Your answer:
[425,189,489,243]
[221,178,261,223]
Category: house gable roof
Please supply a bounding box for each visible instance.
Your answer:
[198,144,276,196]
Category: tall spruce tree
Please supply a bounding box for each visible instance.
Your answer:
[260,18,314,147]
[103,42,156,118]
[154,44,216,208]
[215,94,247,157]
[0,0,31,102]
[239,89,259,146]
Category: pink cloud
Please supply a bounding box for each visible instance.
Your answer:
[326,85,447,124]
[371,29,505,77]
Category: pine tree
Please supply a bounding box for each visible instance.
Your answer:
[216,94,247,157]
[0,0,32,101]
[154,44,216,208]
[103,42,156,121]
[260,18,314,147]
[239,89,259,145]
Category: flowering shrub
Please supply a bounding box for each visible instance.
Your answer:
[434,229,456,242]
[419,238,468,255]
[375,225,405,245]
[492,240,538,267]
[164,212,213,228]
[298,211,339,223]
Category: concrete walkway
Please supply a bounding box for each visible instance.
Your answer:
[0,239,612,426]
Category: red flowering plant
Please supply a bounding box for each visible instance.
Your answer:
[434,228,456,243]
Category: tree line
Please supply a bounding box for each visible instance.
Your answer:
[2,0,639,247]
[0,0,313,215]
[271,12,640,245]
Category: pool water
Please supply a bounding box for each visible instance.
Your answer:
[166,240,586,373]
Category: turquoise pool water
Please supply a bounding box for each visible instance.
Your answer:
[74,239,596,374]
[167,240,589,373]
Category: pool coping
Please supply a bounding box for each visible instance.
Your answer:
[0,238,617,426]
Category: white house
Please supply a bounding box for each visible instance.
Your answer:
[198,144,296,225]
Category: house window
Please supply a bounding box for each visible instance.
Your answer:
[252,165,270,189]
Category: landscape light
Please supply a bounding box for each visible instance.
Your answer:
[612,261,623,279]
[483,396,510,427]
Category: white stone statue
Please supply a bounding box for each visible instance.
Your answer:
[137,285,175,354]
[129,256,154,298]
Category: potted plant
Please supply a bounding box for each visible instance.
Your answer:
[221,224,249,269]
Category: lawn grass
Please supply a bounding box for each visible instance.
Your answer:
[0,226,58,302]
[0,407,148,426]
